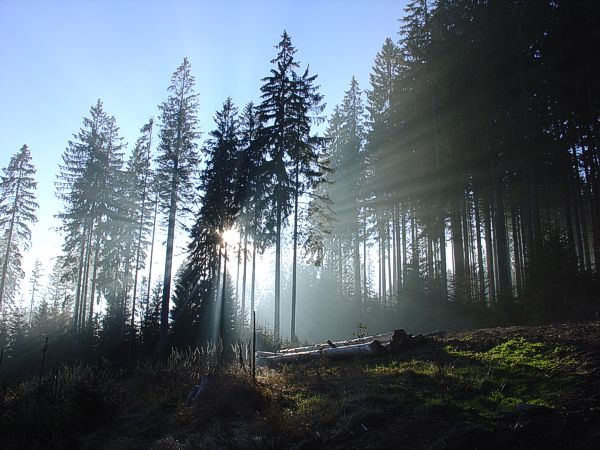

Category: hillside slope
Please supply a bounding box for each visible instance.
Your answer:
[3,322,600,449]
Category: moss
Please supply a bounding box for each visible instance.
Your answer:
[445,337,576,372]
[436,338,584,417]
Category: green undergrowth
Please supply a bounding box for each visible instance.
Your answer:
[258,337,585,443]
[445,337,577,372]
[438,337,580,415]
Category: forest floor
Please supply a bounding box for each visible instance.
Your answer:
[4,321,600,449]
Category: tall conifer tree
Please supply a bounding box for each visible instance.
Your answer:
[258,31,326,339]
[155,58,200,351]
[0,145,38,308]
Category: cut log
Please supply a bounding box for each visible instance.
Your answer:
[259,340,386,367]
[256,350,278,358]
[277,331,396,354]
[278,344,330,354]
[256,329,427,367]
[329,331,396,347]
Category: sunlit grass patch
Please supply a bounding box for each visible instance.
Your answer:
[295,392,332,416]
[445,337,576,372]
[438,338,584,417]
[367,358,439,376]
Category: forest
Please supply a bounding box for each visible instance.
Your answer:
[1,0,600,448]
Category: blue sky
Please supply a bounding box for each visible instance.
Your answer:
[0,0,406,299]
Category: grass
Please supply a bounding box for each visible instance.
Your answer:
[254,334,587,447]
[445,337,577,372]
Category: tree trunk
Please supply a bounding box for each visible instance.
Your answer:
[29,276,37,324]
[88,230,101,324]
[461,195,472,302]
[411,213,418,275]
[494,188,512,299]
[570,148,586,270]
[392,208,397,297]
[483,199,495,305]
[291,164,299,342]
[353,224,361,304]
[394,207,402,291]
[381,216,387,305]
[79,223,93,330]
[160,170,179,354]
[510,200,523,296]
[130,162,151,355]
[241,229,248,333]
[585,153,600,268]
[235,232,242,306]
[402,210,407,285]
[439,219,447,302]
[73,228,87,338]
[427,232,434,283]
[338,238,343,298]
[386,220,392,299]
[274,199,281,337]
[474,192,486,302]
[251,242,256,317]
[362,212,368,305]
[220,243,228,344]
[450,199,464,299]
[122,252,131,338]
[146,194,159,310]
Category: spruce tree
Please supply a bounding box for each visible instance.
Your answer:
[366,38,402,305]
[126,119,154,353]
[328,78,368,304]
[28,259,43,324]
[0,145,38,308]
[288,68,327,342]
[56,100,126,335]
[140,281,161,357]
[6,304,29,361]
[237,102,270,326]
[175,97,241,347]
[258,31,297,337]
[45,255,71,314]
[258,31,326,339]
[155,58,200,351]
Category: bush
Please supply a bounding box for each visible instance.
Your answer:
[0,360,120,449]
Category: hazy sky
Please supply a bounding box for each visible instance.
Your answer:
[0,0,406,300]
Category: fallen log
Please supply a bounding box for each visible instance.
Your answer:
[276,331,396,355]
[259,340,386,366]
[335,331,396,347]
[256,329,434,367]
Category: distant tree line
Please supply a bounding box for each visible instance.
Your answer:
[1,0,599,375]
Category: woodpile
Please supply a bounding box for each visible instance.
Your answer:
[257,329,428,367]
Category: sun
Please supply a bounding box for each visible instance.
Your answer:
[222,227,240,246]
